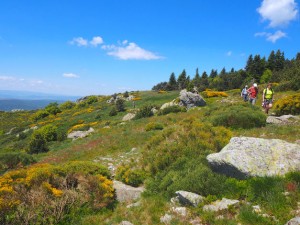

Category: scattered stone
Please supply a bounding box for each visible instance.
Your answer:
[151,108,158,114]
[203,198,239,212]
[175,191,204,207]
[126,201,141,208]
[252,205,262,213]
[179,90,206,109]
[160,214,173,225]
[267,115,299,124]
[171,207,188,217]
[119,221,134,225]
[285,217,300,225]
[207,137,300,179]
[122,113,136,121]
[103,126,110,129]
[170,196,180,205]
[189,217,202,225]
[113,180,144,203]
[67,127,94,140]
[160,100,178,110]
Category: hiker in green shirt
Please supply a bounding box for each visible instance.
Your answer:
[262,83,274,114]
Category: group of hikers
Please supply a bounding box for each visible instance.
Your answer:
[241,83,274,114]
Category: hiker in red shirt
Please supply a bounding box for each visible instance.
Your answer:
[247,83,258,105]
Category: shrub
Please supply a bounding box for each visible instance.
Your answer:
[116,99,126,112]
[123,91,129,98]
[274,93,300,116]
[27,131,49,154]
[39,124,58,142]
[142,119,232,197]
[0,162,114,225]
[32,110,49,121]
[145,122,164,131]
[85,95,98,104]
[158,90,168,94]
[158,105,186,115]
[45,102,61,115]
[59,101,76,110]
[0,152,36,173]
[202,90,228,98]
[68,124,90,133]
[109,107,117,116]
[209,104,267,129]
[135,105,154,119]
[115,164,146,187]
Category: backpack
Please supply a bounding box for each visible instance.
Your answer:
[264,88,273,99]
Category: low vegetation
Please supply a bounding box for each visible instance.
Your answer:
[0,61,300,224]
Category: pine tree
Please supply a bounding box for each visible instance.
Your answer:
[193,68,201,88]
[177,69,187,90]
[267,50,276,71]
[210,69,218,78]
[168,72,177,90]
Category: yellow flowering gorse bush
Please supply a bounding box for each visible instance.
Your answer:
[0,161,114,225]
[202,90,229,98]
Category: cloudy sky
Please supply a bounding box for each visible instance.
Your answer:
[0,0,299,96]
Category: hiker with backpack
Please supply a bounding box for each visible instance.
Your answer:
[241,85,248,102]
[262,83,274,114]
[247,83,258,105]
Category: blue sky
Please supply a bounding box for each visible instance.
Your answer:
[0,0,299,96]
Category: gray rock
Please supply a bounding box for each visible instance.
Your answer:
[67,127,94,140]
[126,201,141,208]
[175,191,204,207]
[171,207,188,217]
[179,90,206,109]
[119,221,134,225]
[160,214,173,224]
[113,180,144,203]
[122,113,136,121]
[207,137,300,179]
[203,198,239,212]
[267,115,299,124]
[286,217,300,225]
[160,100,178,110]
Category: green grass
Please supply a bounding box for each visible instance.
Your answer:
[1,89,300,224]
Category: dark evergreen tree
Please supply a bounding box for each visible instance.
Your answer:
[274,50,285,71]
[210,69,218,78]
[245,54,254,73]
[199,71,209,90]
[267,50,276,71]
[168,72,177,90]
[193,68,201,88]
[177,69,188,90]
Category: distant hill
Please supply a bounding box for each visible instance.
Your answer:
[0,90,81,111]
[0,99,66,111]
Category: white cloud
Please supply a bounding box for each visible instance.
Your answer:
[255,30,287,43]
[104,41,162,60]
[70,37,88,46]
[0,76,16,81]
[226,51,232,56]
[63,73,80,78]
[257,0,298,27]
[90,36,104,47]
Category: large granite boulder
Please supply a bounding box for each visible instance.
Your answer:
[203,198,239,212]
[207,137,300,179]
[67,127,94,140]
[179,90,206,109]
[113,180,144,203]
[267,115,299,125]
[285,217,300,225]
[175,191,204,207]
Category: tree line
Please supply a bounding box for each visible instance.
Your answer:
[152,50,300,92]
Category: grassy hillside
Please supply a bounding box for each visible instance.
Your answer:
[0,89,300,225]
